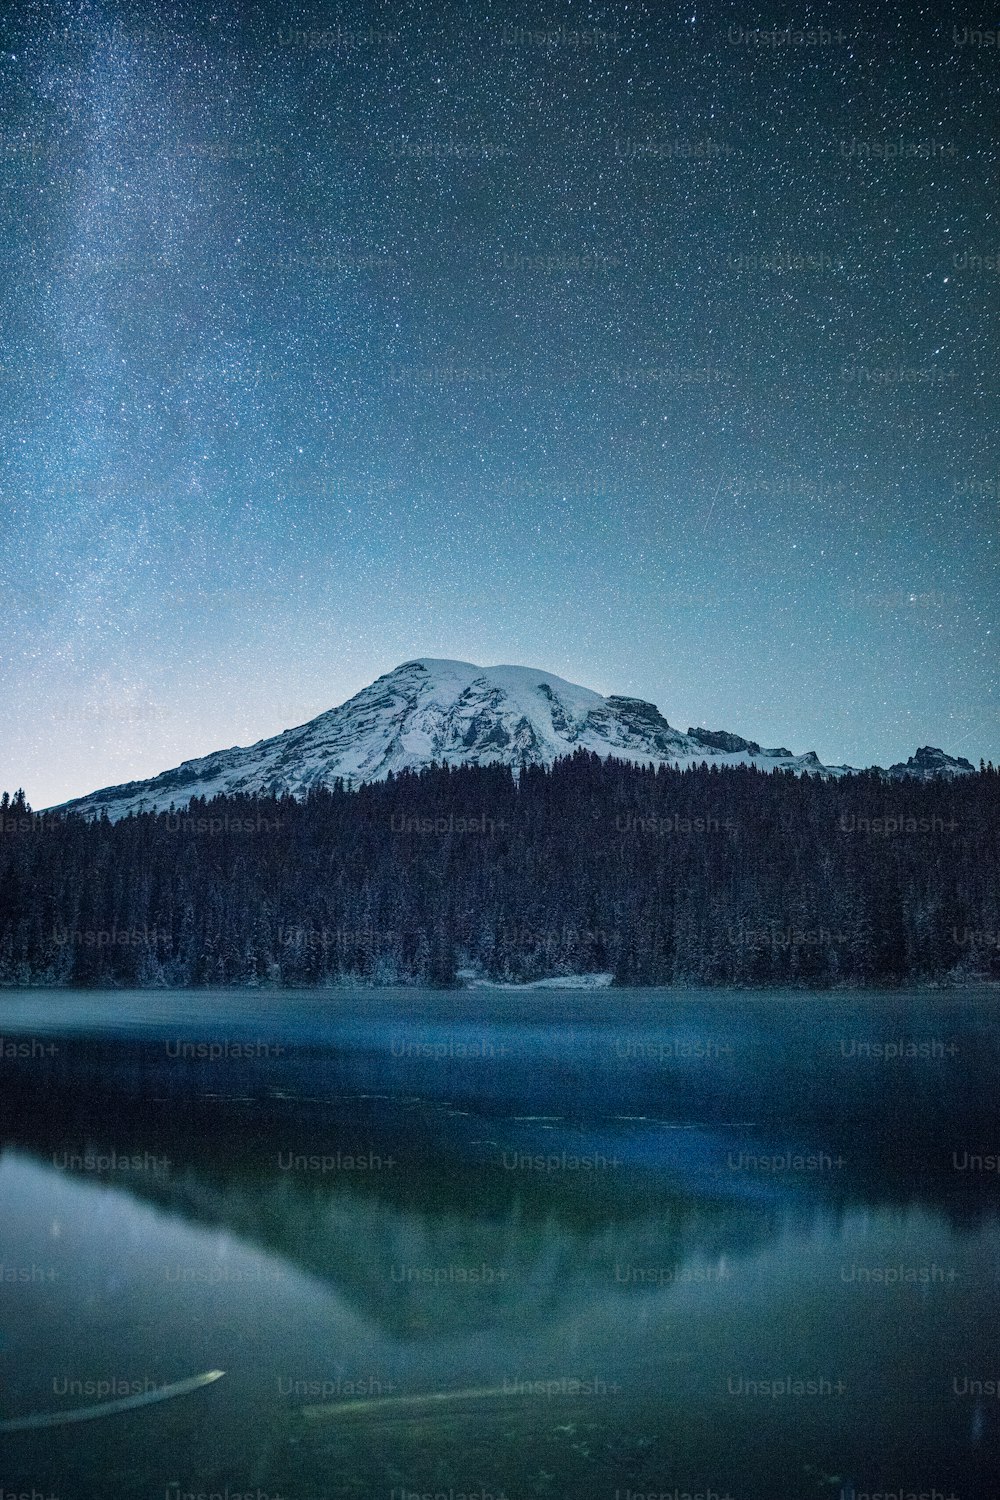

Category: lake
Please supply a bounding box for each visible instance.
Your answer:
[0,987,997,1500]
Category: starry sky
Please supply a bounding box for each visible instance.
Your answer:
[1,0,997,808]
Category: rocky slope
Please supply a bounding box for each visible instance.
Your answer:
[52,658,974,820]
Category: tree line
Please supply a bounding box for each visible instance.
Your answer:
[1,752,997,987]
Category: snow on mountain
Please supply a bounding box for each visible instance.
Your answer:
[50,658,972,821]
[885,745,976,780]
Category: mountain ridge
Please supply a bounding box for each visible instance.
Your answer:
[50,657,976,821]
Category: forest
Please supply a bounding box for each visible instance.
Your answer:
[1,751,998,988]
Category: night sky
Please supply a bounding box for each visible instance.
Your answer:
[1,0,997,808]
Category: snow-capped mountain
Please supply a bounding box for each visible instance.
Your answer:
[886,745,976,780]
[51,658,973,821]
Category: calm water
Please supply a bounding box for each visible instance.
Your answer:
[0,988,997,1500]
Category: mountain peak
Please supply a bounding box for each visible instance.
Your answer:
[886,745,976,779]
[50,660,975,820]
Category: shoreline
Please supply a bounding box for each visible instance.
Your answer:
[1,977,998,996]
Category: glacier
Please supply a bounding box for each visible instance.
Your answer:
[51,658,975,822]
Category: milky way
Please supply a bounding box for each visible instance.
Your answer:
[1,0,997,806]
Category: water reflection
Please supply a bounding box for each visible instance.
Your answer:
[0,990,997,1499]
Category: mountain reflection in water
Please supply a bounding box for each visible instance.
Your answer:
[0,988,997,1500]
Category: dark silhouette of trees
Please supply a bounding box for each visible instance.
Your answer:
[1,755,997,988]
